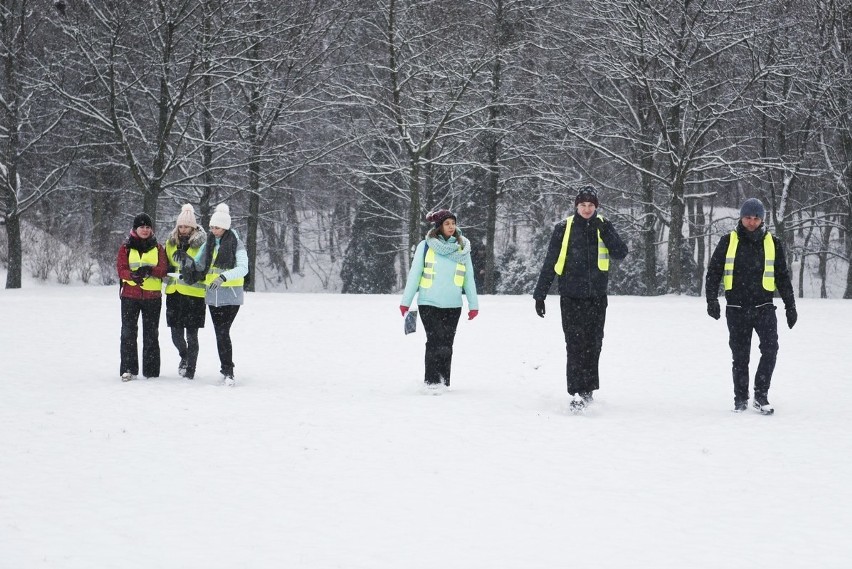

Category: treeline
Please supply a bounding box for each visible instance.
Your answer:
[1,0,851,297]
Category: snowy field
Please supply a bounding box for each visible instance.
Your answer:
[1,286,850,568]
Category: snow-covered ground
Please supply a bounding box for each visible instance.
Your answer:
[1,286,850,568]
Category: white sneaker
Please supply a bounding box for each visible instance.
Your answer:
[121,372,136,382]
[423,382,446,395]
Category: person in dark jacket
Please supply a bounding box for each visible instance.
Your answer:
[164,204,207,380]
[705,198,797,415]
[532,186,628,412]
[116,212,169,381]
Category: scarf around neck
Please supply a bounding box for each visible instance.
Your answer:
[425,229,471,264]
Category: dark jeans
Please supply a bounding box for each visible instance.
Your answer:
[170,326,199,374]
[418,305,462,386]
[560,296,607,395]
[120,297,162,377]
[726,304,778,403]
[209,305,240,375]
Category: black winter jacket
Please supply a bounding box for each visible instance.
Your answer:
[705,222,795,309]
[533,212,628,300]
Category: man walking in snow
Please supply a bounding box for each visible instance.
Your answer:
[532,186,628,412]
[705,198,797,415]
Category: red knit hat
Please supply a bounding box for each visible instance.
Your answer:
[426,209,457,227]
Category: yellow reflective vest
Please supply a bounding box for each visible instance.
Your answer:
[419,246,465,288]
[206,248,244,288]
[724,230,776,291]
[554,215,610,275]
[123,248,163,291]
[165,241,206,298]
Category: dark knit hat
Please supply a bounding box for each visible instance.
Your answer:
[426,209,457,228]
[740,198,765,219]
[133,212,153,229]
[575,186,600,208]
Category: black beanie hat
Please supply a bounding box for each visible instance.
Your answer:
[133,213,153,229]
[575,186,600,208]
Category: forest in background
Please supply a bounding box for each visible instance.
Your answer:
[2,0,852,298]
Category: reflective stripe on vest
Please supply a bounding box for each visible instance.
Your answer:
[723,230,776,291]
[205,248,244,288]
[419,247,465,288]
[554,215,609,275]
[123,248,163,291]
[165,241,206,297]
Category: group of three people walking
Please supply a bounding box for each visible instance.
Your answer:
[401,187,797,415]
[116,203,248,386]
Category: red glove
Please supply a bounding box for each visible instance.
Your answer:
[399,305,409,317]
[468,309,479,320]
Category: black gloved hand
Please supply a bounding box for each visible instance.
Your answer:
[588,216,603,231]
[535,299,546,318]
[130,271,145,286]
[207,274,227,290]
[707,299,721,320]
[786,306,797,329]
[181,266,199,285]
[135,266,152,278]
[173,249,195,271]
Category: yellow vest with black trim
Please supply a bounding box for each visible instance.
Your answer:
[723,230,776,291]
[205,248,244,288]
[554,215,610,275]
[419,246,465,288]
[123,248,163,291]
[165,241,206,298]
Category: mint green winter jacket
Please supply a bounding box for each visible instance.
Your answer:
[400,235,479,310]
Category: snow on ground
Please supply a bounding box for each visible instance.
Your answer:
[0,287,850,568]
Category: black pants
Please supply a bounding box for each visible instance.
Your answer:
[170,326,199,374]
[560,296,607,395]
[418,305,462,386]
[120,297,161,377]
[209,305,240,375]
[726,304,778,403]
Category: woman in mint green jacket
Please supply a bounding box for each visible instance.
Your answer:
[400,209,479,393]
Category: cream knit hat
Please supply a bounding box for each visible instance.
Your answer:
[209,203,232,230]
[175,203,198,228]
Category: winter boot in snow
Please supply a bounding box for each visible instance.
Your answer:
[569,393,587,414]
[178,357,188,377]
[121,372,137,382]
[733,398,748,412]
[221,368,235,387]
[580,391,594,406]
[752,394,774,415]
[184,369,195,380]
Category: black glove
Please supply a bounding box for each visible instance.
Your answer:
[588,216,603,231]
[172,249,195,271]
[535,299,546,318]
[130,271,145,286]
[707,299,720,320]
[786,306,797,329]
[180,266,200,285]
[207,274,227,290]
[135,266,152,278]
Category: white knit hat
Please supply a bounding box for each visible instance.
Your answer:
[175,203,198,228]
[209,203,232,230]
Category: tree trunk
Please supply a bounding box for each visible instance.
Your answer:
[408,157,422,254]
[245,191,259,292]
[666,178,686,293]
[3,214,22,289]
